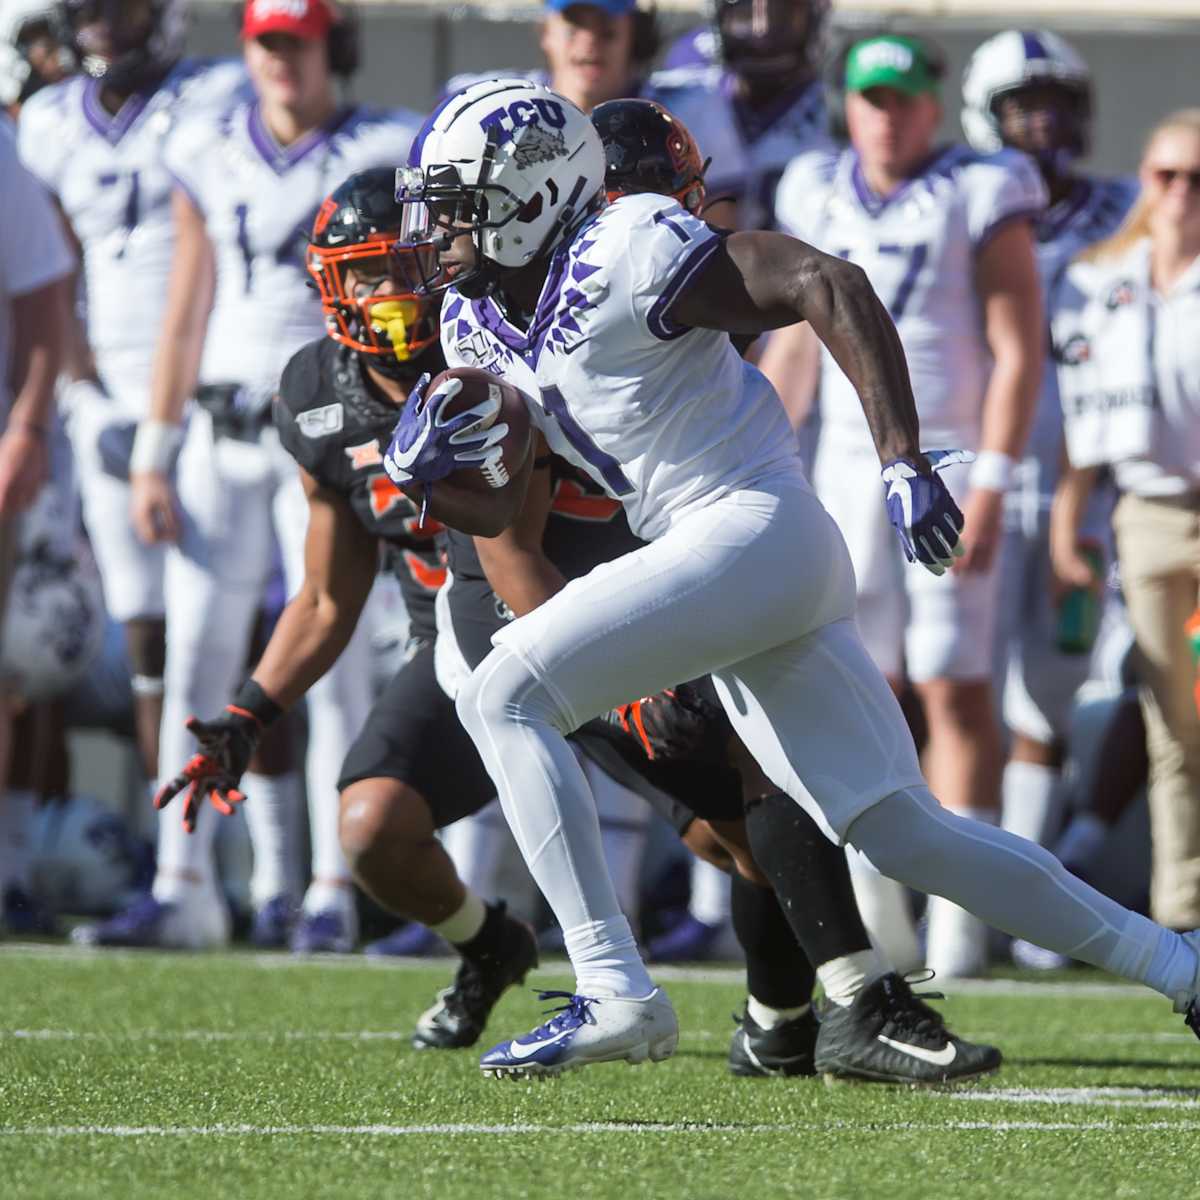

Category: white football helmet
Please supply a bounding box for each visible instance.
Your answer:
[396,77,605,296]
[962,29,1092,158]
[0,481,104,702]
[32,795,149,915]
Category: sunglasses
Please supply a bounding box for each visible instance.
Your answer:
[1150,167,1200,189]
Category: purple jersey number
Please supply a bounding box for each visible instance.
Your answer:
[541,385,634,498]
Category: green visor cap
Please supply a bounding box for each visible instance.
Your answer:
[845,35,939,96]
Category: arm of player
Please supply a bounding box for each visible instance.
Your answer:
[671,230,924,467]
[154,467,378,831]
[956,221,1044,575]
[131,188,215,545]
[473,442,564,616]
[0,275,67,515]
[1049,458,1103,601]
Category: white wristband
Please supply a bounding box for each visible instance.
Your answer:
[130,420,184,475]
[968,449,1018,493]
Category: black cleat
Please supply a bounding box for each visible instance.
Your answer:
[814,972,1002,1086]
[1185,1000,1200,1042]
[728,1005,818,1077]
[411,903,539,1050]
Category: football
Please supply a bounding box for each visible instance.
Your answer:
[433,366,533,495]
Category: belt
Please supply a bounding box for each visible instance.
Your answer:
[194,384,274,443]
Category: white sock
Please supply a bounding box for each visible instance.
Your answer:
[1002,759,1063,847]
[1055,812,1109,871]
[817,949,884,1008]
[153,801,219,902]
[577,750,649,923]
[564,915,655,998]
[689,857,731,928]
[849,786,1191,1000]
[0,788,36,893]
[241,770,300,908]
[455,647,655,998]
[302,879,353,917]
[845,846,922,974]
[747,995,810,1029]
[430,890,487,945]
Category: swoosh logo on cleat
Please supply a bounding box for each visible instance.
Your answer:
[875,1035,958,1067]
[508,1027,576,1060]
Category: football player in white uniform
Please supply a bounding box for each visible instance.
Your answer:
[769,35,1046,977]
[649,0,832,231]
[0,0,74,114]
[384,78,1200,1076]
[17,0,245,811]
[961,31,1138,875]
[81,0,420,951]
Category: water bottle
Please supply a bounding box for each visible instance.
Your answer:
[1186,608,1200,718]
[1055,544,1104,655]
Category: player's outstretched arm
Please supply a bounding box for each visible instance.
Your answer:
[672,231,924,469]
[154,468,377,831]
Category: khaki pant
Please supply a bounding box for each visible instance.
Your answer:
[1113,491,1200,928]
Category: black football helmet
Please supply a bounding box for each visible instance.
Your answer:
[307,168,442,380]
[592,98,709,216]
[712,0,828,86]
[58,0,184,93]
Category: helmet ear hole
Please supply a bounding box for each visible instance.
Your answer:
[517,193,545,225]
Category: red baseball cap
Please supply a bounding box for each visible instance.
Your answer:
[242,0,335,42]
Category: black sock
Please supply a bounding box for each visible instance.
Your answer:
[744,791,872,969]
[454,900,506,961]
[730,874,815,1010]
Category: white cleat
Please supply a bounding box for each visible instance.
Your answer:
[70,888,230,950]
[479,987,678,1079]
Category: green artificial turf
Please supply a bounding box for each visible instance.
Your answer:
[1,945,1197,1199]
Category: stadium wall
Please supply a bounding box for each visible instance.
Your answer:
[186,2,1200,176]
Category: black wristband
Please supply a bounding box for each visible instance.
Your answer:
[230,678,285,728]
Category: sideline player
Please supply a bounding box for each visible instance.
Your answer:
[0,0,74,114]
[83,0,419,951]
[387,78,1200,1077]
[16,0,246,829]
[768,34,1046,977]
[961,30,1138,866]
[649,0,832,230]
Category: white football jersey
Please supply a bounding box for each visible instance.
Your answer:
[647,65,831,230]
[165,100,420,400]
[441,193,802,542]
[1023,176,1139,483]
[776,144,1048,448]
[17,59,247,393]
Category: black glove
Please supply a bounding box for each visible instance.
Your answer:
[154,680,282,833]
[605,679,728,762]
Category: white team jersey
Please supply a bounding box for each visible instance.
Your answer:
[441,193,802,541]
[165,101,420,400]
[776,144,1047,448]
[647,65,830,230]
[1023,176,1139,483]
[17,59,247,391]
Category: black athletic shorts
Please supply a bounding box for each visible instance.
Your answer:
[336,642,496,829]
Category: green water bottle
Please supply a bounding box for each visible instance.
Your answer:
[1055,544,1104,655]
[1186,608,1200,719]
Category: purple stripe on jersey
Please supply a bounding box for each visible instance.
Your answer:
[646,234,724,341]
[731,78,822,147]
[82,79,149,145]
[849,146,957,217]
[470,297,527,353]
[247,104,356,174]
[1021,31,1048,62]
[975,206,1042,252]
[1038,177,1093,244]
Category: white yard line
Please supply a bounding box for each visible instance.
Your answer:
[947,1086,1200,1109]
[2,1119,1199,1137]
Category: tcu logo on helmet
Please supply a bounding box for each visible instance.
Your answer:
[479,98,567,148]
